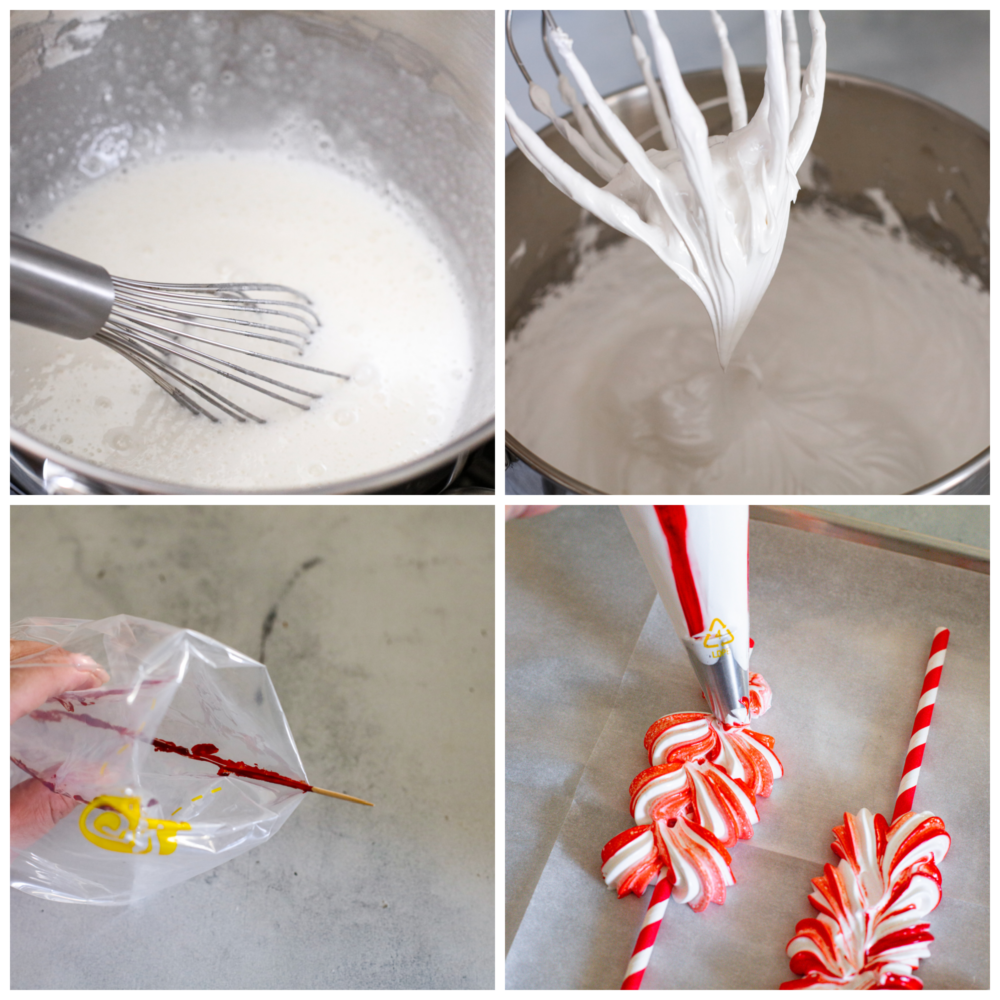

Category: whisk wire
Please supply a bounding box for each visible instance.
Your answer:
[102,320,322,413]
[97,329,257,422]
[107,276,348,419]
[115,313,349,381]
[113,300,312,352]
[113,279,320,331]
[11,233,351,422]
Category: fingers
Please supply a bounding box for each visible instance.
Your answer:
[11,652,110,724]
[11,640,99,668]
[10,644,110,845]
[10,778,79,850]
[11,640,63,661]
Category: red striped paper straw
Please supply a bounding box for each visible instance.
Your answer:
[891,628,949,824]
[621,872,672,990]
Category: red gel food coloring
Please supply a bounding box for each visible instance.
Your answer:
[653,505,705,636]
[152,738,310,793]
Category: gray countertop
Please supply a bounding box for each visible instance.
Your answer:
[506,506,988,988]
[11,505,494,989]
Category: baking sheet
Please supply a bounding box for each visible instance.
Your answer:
[505,506,988,989]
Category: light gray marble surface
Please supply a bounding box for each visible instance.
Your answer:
[11,505,494,989]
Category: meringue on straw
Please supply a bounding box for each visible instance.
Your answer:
[609,505,781,989]
[505,11,827,369]
[781,629,951,990]
[604,674,782,989]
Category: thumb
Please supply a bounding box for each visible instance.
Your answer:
[10,778,79,850]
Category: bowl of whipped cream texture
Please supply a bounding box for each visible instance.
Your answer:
[11,12,493,494]
[505,69,988,495]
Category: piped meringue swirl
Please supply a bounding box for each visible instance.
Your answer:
[781,808,950,990]
[602,672,782,910]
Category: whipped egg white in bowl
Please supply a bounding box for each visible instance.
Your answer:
[505,67,988,495]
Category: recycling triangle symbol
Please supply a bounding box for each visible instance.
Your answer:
[702,618,735,649]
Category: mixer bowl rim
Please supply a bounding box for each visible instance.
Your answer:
[504,70,989,497]
[11,417,494,495]
[505,69,991,155]
[504,431,990,497]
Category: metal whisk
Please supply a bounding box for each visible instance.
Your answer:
[11,233,349,423]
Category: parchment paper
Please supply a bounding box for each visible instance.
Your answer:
[506,507,988,989]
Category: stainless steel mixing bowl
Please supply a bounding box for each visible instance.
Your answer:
[505,71,989,494]
[11,10,494,494]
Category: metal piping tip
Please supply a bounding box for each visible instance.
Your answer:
[683,642,750,726]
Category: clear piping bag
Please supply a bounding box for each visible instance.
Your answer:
[621,505,751,726]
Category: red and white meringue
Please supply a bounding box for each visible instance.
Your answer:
[781,808,950,990]
[601,672,782,910]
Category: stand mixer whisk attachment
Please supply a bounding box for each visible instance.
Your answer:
[10,232,349,423]
[505,10,827,368]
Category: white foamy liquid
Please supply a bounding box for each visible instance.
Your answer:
[507,205,988,494]
[12,152,475,490]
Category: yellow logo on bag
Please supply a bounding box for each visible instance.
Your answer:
[79,795,192,855]
[702,618,736,658]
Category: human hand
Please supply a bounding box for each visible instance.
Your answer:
[11,641,109,849]
[505,505,562,522]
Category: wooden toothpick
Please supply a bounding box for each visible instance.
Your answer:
[310,785,373,806]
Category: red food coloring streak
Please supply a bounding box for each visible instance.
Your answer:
[29,708,135,739]
[17,706,308,798]
[152,739,310,793]
[11,756,90,805]
[653,505,704,636]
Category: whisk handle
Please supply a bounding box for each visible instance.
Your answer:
[11,232,115,339]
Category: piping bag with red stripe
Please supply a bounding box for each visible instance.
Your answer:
[621,505,751,726]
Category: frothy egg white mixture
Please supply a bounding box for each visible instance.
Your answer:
[506,203,988,494]
[11,151,475,490]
